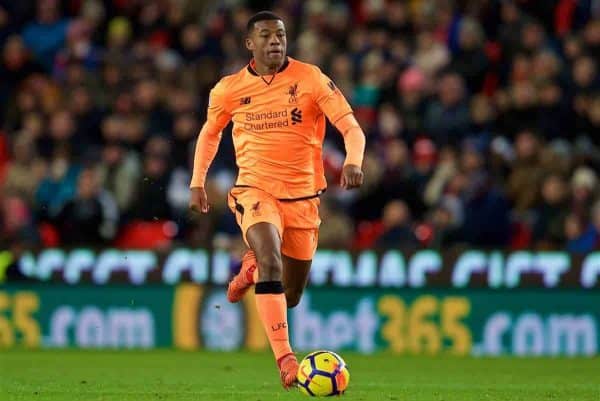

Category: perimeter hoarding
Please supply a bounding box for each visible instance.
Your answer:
[0,285,173,348]
[10,248,600,288]
[2,284,597,356]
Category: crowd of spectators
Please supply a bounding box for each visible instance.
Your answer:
[1,0,600,254]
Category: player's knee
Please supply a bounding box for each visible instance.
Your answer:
[285,289,303,308]
[256,251,283,281]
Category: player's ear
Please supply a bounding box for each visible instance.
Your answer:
[245,37,254,51]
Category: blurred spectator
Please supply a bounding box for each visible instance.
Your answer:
[376,200,419,249]
[37,109,82,159]
[0,193,40,248]
[132,136,173,221]
[395,67,427,142]
[54,18,102,78]
[0,35,43,111]
[507,129,545,212]
[3,132,46,203]
[54,167,118,245]
[35,144,81,218]
[537,81,571,141]
[172,112,198,169]
[469,94,496,140]
[134,79,172,136]
[329,54,355,100]
[498,0,526,60]
[448,17,488,93]
[97,141,141,214]
[428,194,464,248]
[565,212,595,254]
[520,21,548,55]
[582,19,600,62]
[540,140,572,177]
[104,16,132,63]
[460,172,511,247]
[424,72,471,146]
[562,34,584,66]
[67,85,104,147]
[498,81,539,137]
[424,145,459,206]
[571,56,597,94]
[411,137,437,195]
[22,0,70,70]
[532,174,568,248]
[570,166,598,219]
[318,198,354,249]
[413,30,449,78]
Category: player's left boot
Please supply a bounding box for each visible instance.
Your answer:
[227,250,257,303]
[278,353,299,389]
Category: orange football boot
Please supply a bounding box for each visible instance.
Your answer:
[226,250,257,303]
[278,353,299,389]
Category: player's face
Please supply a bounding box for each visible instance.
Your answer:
[247,20,287,68]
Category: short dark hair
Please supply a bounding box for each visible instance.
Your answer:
[246,11,283,33]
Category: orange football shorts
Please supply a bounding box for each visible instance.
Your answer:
[227,186,321,261]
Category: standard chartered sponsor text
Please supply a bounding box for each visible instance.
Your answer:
[244,109,289,131]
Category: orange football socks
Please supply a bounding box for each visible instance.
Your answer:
[255,281,293,361]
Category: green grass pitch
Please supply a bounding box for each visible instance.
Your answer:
[1,350,599,401]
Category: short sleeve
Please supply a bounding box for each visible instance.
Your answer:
[312,67,353,124]
[206,78,233,129]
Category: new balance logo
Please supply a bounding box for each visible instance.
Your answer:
[240,96,251,105]
[291,107,302,125]
[271,322,287,331]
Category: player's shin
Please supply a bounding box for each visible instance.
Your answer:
[255,280,298,388]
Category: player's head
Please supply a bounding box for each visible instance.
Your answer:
[245,11,286,68]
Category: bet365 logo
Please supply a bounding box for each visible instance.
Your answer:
[291,107,302,125]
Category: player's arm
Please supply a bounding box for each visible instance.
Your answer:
[312,69,366,189]
[333,113,365,189]
[189,80,232,213]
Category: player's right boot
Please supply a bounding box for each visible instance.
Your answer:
[226,250,257,303]
[278,353,299,389]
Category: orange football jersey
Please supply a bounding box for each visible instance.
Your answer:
[204,57,353,199]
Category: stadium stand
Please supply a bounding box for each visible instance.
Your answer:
[1,0,599,253]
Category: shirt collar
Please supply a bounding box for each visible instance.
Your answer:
[247,57,290,76]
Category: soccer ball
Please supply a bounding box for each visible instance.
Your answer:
[297,350,350,396]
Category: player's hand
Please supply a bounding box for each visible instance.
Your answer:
[189,187,210,213]
[340,164,364,190]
